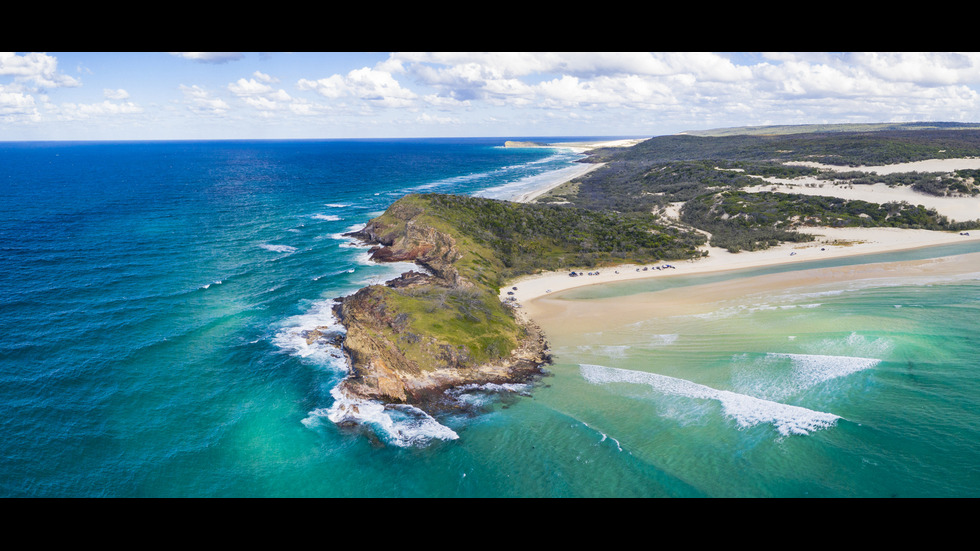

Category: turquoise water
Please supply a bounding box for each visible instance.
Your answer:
[539,248,980,497]
[2,139,979,497]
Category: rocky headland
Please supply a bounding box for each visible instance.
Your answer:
[331,197,551,414]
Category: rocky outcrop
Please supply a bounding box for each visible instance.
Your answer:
[347,202,468,288]
[334,200,550,413]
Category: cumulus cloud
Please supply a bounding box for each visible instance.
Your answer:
[298,66,418,108]
[0,85,40,119]
[228,71,293,111]
[8,52,980,139]
[104,88,129,100]
[0,52,80,90]
[179,84,230,114]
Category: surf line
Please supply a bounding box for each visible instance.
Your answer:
[579,364,844,436]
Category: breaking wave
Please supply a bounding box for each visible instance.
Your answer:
[309,387,459,447]
[580,364,843,436]
[259,243,298,254]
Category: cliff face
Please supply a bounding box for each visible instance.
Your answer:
[351,201,468,288]
[334,199,550,412]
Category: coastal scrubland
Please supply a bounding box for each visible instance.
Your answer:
[538,126,980,252]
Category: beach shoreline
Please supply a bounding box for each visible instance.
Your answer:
[501,155,980,307]
[502,227,980,308]
[507,138,647,203]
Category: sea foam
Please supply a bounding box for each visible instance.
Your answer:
[580,364,842,436]
[317,386,459,447]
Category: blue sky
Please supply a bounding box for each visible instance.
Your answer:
[4,52,980,141]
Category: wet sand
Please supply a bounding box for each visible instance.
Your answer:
[522,250,980,341]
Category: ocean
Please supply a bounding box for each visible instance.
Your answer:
[2,138,978,497]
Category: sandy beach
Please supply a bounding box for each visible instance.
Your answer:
[502,155,980,309]
[508,138,649,203]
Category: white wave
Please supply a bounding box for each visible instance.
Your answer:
[580,364,842,436]
[325,203,349,208]
[312,268,355,281]
[271,297,348,365]
[200,279,222,290]
[318,386,459,447]
[444,381,533,408]
[767,352,879,388]
[730,346,880,402]
[313,214,342,221]
[473,161,591,201]
[259,243,297,254]
[454,382,532,394]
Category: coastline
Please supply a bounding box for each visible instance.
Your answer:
[502,227,980,308]
[500,155,980,308]
[508,138,647,202]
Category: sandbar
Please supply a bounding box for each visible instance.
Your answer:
[502,227,980,307]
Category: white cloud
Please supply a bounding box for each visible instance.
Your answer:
[228,77,274,96]
[227,72,293,112]
[7,52,980,140]
[104,88,129,100]
[57,100,143,119]
[178,84,230,114]
[0,52,80,90]
[298,66,418,108]
[0,85,40,119]
[170,52,244,64]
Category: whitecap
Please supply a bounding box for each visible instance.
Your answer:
[200,279,223,290]
[325,203,349,208]
[271,297,348,365]
[259,243,297,254]
[312,214,342,221]
[580,364,842,436]
[320,386,459,447]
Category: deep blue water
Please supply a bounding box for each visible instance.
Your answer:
[0,138,599,496]
[2,138,979,497]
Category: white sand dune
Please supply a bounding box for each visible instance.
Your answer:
[502,155,980,308]
[746,158,980,223]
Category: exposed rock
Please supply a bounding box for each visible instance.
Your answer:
[334,201,551,414]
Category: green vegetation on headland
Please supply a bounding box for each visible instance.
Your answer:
[333,193,705,409]
[334,123,980,412]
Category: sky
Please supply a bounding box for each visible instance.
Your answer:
[4,51,980,141]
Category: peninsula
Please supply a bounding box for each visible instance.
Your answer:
[329,125,980,422]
